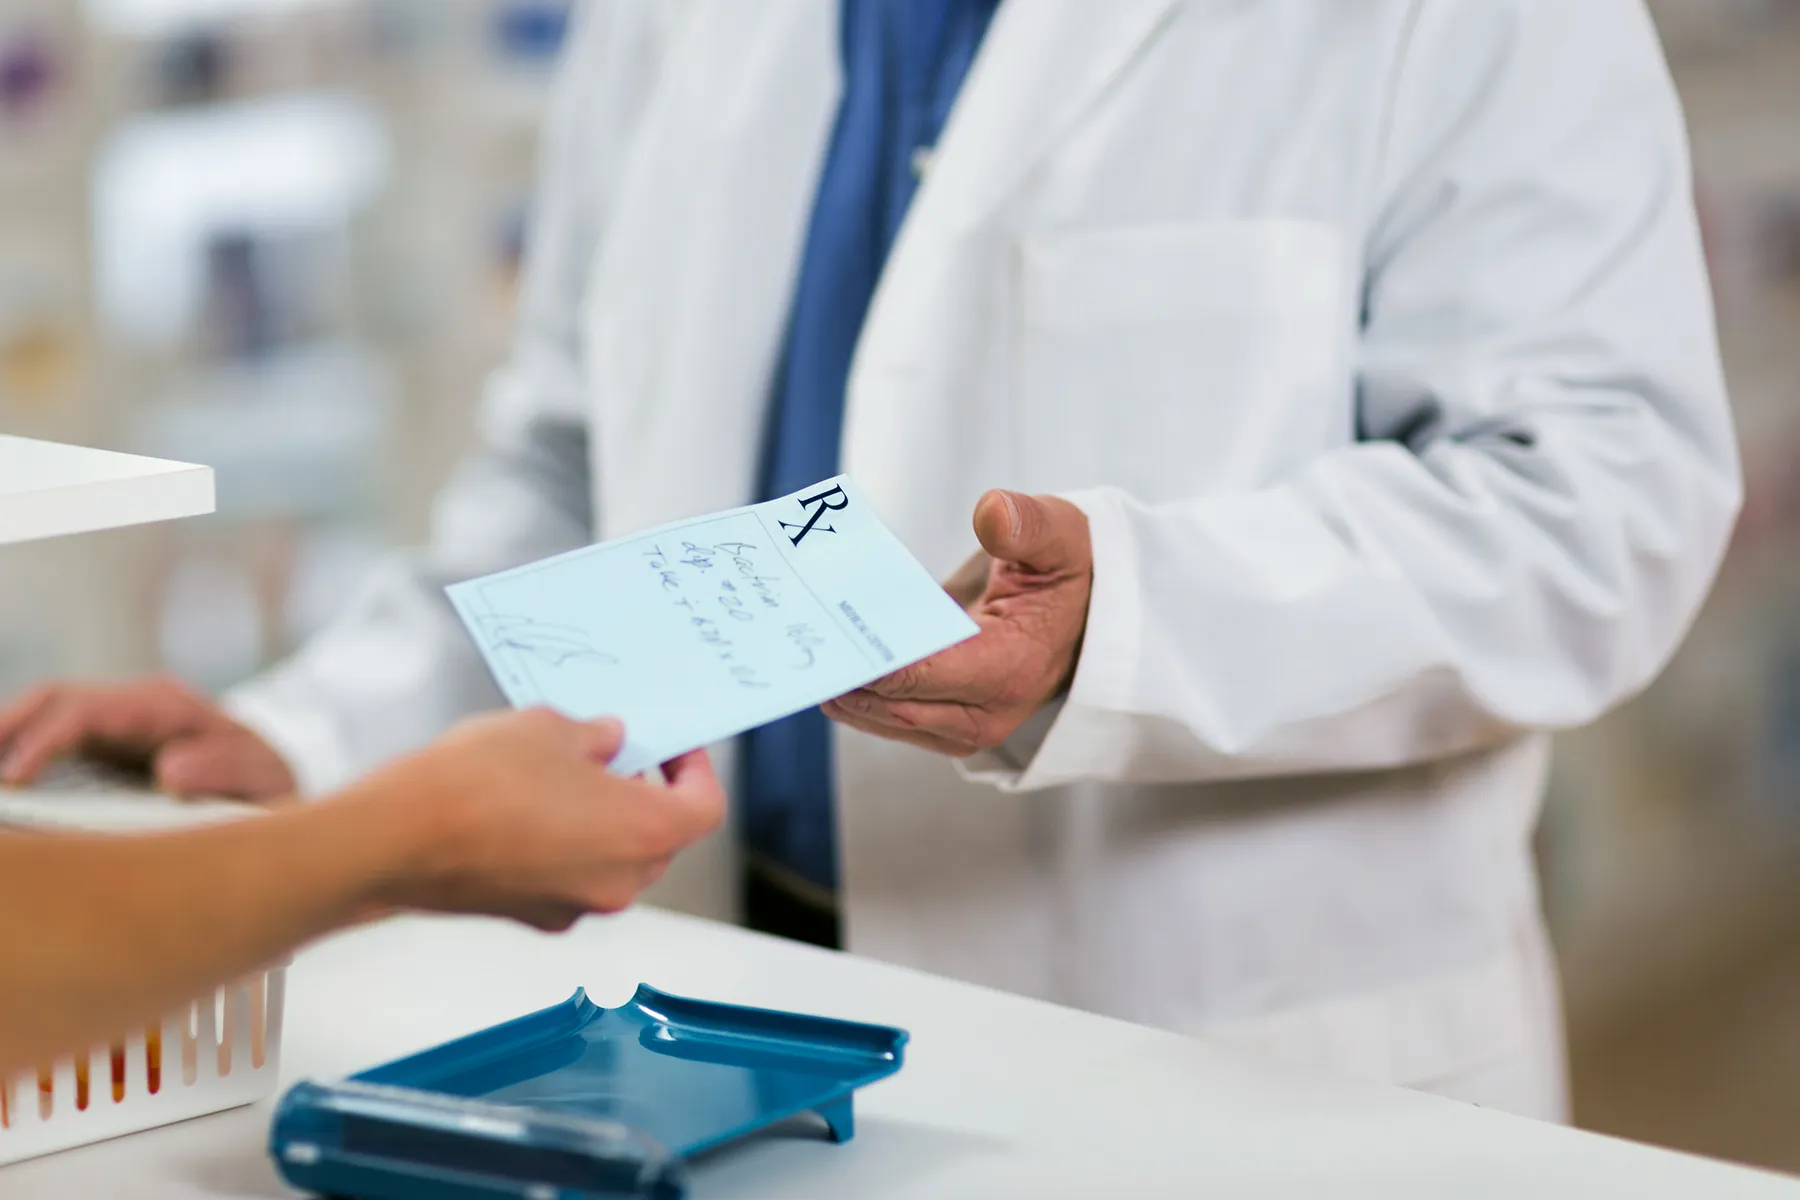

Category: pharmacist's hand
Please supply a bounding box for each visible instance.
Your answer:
[0,676,297,799]
[369,709,723,932]
[824,490,1091,756]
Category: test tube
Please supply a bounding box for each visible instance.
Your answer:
[146,1025,162,1094]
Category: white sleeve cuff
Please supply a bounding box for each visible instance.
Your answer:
[958,695,1066,781]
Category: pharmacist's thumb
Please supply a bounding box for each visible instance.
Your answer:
[972,490,1091,575]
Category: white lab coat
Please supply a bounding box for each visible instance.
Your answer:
[228,0,1739,1119]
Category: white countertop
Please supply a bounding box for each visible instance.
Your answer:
[0,435,213,546]
[2,908,1795,1199]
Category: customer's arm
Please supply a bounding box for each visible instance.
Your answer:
[0,710,721,1076]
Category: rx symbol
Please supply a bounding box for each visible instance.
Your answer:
[780,484,850,546]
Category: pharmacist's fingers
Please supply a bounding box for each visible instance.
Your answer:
[828,691,986,750]
[74,681,207,747]
[0,685,56,754]
[0,683,209,778]
[0,697,86,784]
[155,734,295,800]
[820,699,975,757]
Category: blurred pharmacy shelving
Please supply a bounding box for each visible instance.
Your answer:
[1546,0,1800,1008]
[1547,0,1800,1169]
[0,0,567,693]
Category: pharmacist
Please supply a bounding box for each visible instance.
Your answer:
[0,0,1740,1120]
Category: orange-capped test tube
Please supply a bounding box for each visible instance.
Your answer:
[146,1026,162,1094]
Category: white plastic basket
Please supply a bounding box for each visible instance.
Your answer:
[0,968,285,1164]
[0,766,283,1163]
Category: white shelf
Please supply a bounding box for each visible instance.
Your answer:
[0,435,214,546]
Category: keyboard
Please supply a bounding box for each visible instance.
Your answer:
[0,759,259,833]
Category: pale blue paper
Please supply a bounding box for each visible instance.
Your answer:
[446,476,979,776]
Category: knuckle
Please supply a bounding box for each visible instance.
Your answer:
[516,707,570,742]
[536,909,578,933]
[858,698,899,727]
[872,668,918,699]
[588,882,635,914]
[996,672,1040,709]
[966,712,1008,751]
[470,708,517,737]
[630,810,682,856]
[41,702,84,736]
[1017,496,1049,543]
[16,692,62,726]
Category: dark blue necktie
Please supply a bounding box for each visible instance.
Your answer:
[740,0,999,899]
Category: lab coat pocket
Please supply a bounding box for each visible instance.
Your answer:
[1012,220,1350,502]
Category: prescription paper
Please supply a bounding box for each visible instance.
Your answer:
[447,476,979,777]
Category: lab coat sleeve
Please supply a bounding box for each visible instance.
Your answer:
[224,4,663,795]
[967,0,1742,791]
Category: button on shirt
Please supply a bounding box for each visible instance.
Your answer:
[741,0,1001,899]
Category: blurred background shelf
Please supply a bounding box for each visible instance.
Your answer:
[0,0,561,690]
[1547,0,1800,1169]
[0,434,212,544]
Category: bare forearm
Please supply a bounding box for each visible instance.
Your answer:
[0,789,422,1074]
[0,706,726,1075]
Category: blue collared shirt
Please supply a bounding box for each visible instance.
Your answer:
[741,0,1000,896]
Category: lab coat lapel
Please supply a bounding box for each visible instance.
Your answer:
[588,0,840,539]
[907,0,1183,230]
[843,0,1182,565]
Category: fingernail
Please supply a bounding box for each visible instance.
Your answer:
[999,492,1023,539]
[590,716,624,739]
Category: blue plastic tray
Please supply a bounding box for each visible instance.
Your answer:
[268,985,908,1200]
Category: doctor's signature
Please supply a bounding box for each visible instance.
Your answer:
[474,614,619,670]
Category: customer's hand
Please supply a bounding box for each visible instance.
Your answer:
[823,490,1092,757]
[0,676,296,798]
[359,708,723,931]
